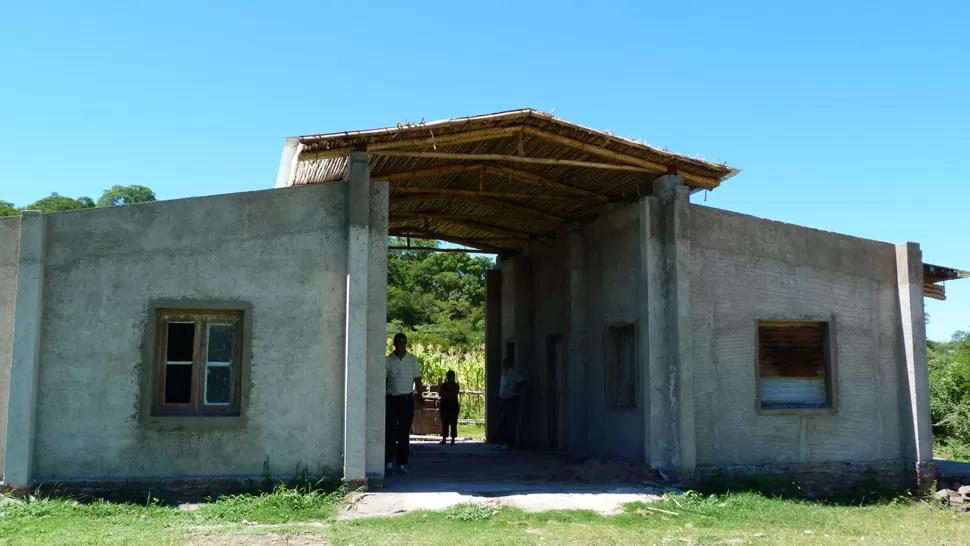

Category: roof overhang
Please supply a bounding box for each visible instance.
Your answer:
[923,263,969,301]
[281,109,738,254]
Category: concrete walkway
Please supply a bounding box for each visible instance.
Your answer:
[340,441,671,518]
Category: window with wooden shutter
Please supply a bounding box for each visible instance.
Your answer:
[757,321,831,410]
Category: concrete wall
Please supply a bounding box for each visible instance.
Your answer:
[26,183,363,481]
[581,205,645,459]
[689,205,905,466]
[0,216,20,475]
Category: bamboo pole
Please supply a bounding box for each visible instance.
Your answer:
[390,216,531,239]
[390,186,599,201]
[391,211,558,224]
[297,127,521,162]
[466,195,568,223]
[520,126,721,189]
[388,229,511,253]
[388,246,495,254]
[380,164,483,181]
[370,150,657,173]
[481,164,607,199]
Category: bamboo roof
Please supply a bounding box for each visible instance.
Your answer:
[923,263,970,301]
[284,109,739,254]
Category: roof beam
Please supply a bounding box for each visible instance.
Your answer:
[390,211,559,225]
[391,216,532,240]
[520,126,721,190]
[390,186,601,201]
[481,165,608,200]
[465,195,568,223]
[380,164,484,182]
[388,229,511,253]
[389,246,495,254]
[298,127,522,162]
[370,150,657,173]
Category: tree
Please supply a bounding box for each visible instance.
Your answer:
[0,201,19,217]
[97,185,156,207]
[24,193,96,213]
[929,330,970,457]
[386,237,494,349]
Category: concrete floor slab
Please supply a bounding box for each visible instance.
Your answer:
[341,442,670,518]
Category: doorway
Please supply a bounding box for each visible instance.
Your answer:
[546,335,565,450]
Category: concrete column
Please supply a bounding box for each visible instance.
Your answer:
[639,192,672,474]
[343,152,370,486]
[638,175,695,478]
[4,211,46,489]
[512,256,534,449]
[667,183,695,473]
[484,269,502,442]
[895,242,932,465]
[275,137,301,188]
[566,230,587,455]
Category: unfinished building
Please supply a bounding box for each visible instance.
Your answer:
[1,109,965,495]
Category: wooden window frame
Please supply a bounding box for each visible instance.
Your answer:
[153,309,243,417]
[755,318,839,415]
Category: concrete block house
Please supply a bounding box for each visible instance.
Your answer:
[0,109,964,494]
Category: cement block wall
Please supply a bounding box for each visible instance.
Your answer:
[689,205,905,465]
[2,183,378,483]
[0,216,20,475]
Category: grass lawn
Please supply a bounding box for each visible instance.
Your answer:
[2,489,969,545]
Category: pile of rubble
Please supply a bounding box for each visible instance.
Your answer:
[934,484,970,513]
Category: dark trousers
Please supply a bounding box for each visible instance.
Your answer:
[440,401,459,439]
[385,394,414,466]
[500,396,519,448]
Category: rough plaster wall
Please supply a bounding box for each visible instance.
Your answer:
[365,183,389,478]
[525,238,569,449]
[689,205,903,465]
[582,204,645,459]
[33,184,350,480]
[0,216,21,475]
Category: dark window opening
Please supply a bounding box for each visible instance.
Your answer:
[605,324,637,409]
[758,321,831,410]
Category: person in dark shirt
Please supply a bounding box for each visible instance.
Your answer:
[438,370,460,445]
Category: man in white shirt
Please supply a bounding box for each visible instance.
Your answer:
[495,357,524,451]
[385,333,422,474]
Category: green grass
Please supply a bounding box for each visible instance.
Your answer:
[2,489,969,545]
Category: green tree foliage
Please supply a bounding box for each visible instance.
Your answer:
[23,192,96,213]
[929,330,970,448]
[1,185,157,217]
[386,237,494,350]
[0,201,19,217]
[97,184,156,207]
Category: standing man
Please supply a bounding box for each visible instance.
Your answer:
[386,333,422,474]
[496,357,524,451]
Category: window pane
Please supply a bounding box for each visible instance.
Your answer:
[166,322,195,362]
[165,364,193,404]
[206,366,232,405]
[207,324,234,363]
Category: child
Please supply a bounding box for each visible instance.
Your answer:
[438,370,460,445]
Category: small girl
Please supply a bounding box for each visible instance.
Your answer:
[438,370,460,445]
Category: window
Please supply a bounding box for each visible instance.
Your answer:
[757,321,832,410]
[153,309,243,416]
[605,324,637,408]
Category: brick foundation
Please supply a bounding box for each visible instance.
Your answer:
[685,459,918,498]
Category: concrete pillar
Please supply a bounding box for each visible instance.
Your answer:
[667,183,695,473]
[638,175,695,478]
[3,211,46,489]
[343,151,370,487]
[275,137,301,188]
[895,243,933,484]
[512,256,534,449]
[484,269,502,443]
[566,230,587,455]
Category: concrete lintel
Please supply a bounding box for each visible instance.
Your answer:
[895,242,932,464]
[566,231,587,454]
[344,152,371,483]
[4,211,46,488]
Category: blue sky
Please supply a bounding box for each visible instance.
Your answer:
[1,1,967,340]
